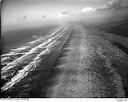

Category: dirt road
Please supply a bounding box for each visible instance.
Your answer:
[44,24,128,97]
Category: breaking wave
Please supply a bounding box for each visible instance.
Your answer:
[1,24,67,92]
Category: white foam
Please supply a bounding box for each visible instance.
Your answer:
[1,25,66,91]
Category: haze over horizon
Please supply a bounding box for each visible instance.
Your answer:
[2,0,128,31]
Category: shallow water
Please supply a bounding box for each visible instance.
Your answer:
[1,24,69,97]
[1,24,58,54]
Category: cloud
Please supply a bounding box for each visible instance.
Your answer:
[58,10,70,17]
[17,15,28,22]
[81,7,96,13]
[22,15,28,20]
[42,15,47,18]
[96,0,128,11]
[61,11,70,15]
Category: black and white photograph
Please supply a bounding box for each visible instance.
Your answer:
[1,0,128,99]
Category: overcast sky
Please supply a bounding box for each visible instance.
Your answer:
[2,0,128,30]
[2,0,111,22]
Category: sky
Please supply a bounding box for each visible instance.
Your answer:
[2,0,128,31]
